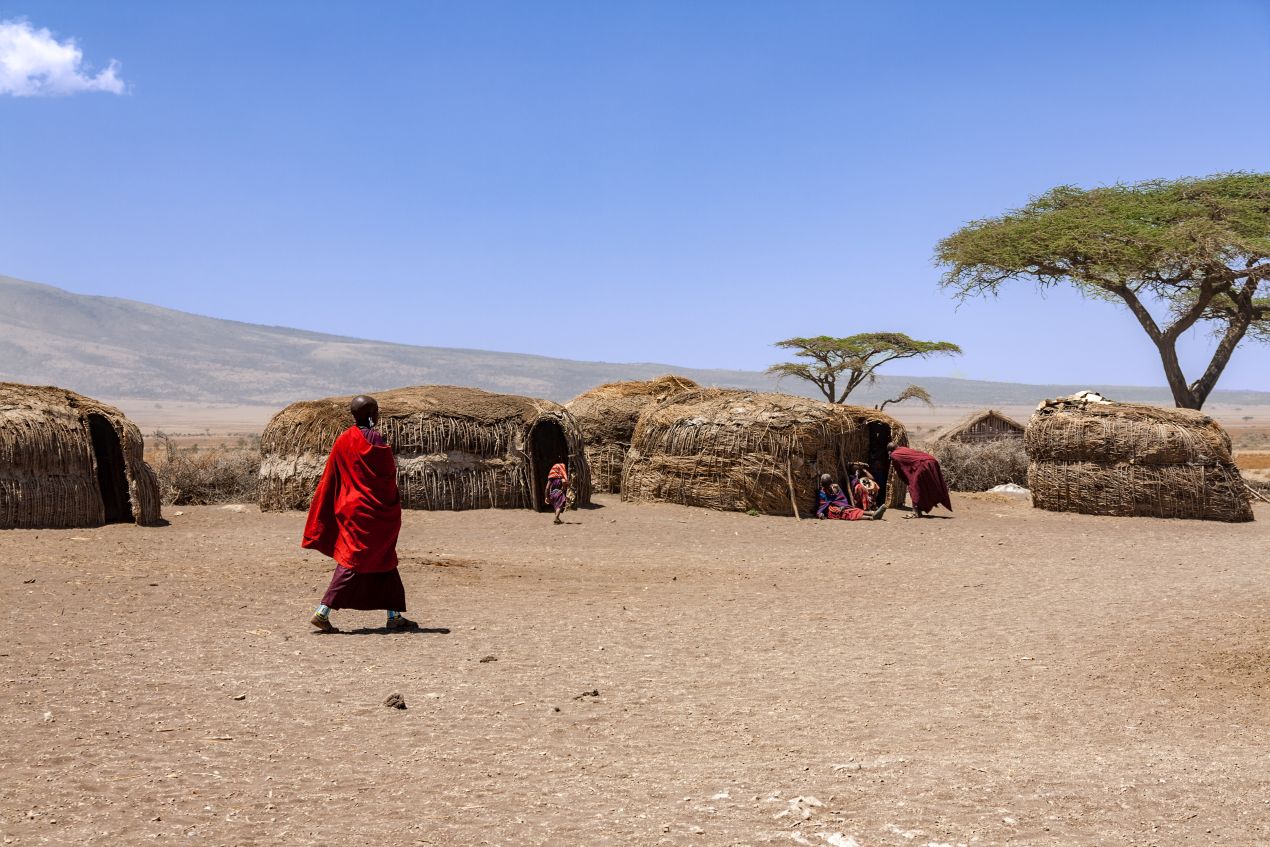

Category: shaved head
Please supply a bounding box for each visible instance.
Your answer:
[350,395,379,427]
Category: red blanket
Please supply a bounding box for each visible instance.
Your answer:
[889,446,953,513]
[302,426,402,573]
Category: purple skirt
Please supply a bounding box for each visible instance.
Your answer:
[321,565,407,611]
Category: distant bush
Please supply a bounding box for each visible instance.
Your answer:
[151,433,260,505]
[926,438,1029,492]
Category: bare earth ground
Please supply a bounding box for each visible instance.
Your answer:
[1,496,1267,846]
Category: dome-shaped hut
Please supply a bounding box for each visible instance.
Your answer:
[1026,392,1253,522]
[0,382,162,529]
[566,375,699,493]
[620,388,908,516]
[259,385,591,512]
[932,408,1024,444]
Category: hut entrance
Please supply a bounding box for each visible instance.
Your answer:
[866,421,893,502]
[88,414,133,524]
[528,418,569,511]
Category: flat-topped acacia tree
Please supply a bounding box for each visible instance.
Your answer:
[768,333,961,404]
[937,173,1270,410]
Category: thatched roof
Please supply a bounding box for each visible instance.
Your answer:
[0,382,161,529]
[932,408,1024,443]
[259,384,591,512]
[1026,393,1253,521]
[621,388,908,516]
[565,375,699,494]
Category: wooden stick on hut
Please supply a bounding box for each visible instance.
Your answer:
[785,456,801,521]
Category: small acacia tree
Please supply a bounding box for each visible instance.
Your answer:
[937,173,1270,410]
[768,332,962,404]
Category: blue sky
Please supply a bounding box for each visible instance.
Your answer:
[2,1,1269,390]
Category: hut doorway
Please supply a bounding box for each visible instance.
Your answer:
[866,421,893,502]
[88,414,133,524]
[528,418,569,511]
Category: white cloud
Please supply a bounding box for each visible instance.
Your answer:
[0,19,125,96]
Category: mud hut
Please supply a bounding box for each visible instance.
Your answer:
[0,382,162,529]
[933,408,1024,444]
[566,375,699,493]
[620,388,908,516]
[1026,392,1253,522]
[259,385,591,512]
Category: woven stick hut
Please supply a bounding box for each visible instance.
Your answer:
[565,375,699,494]
[0,382,162,529]
[933,408,1024,444]
[1026,392,1253,522]
[620,388,908,516]
[259,385,591,512]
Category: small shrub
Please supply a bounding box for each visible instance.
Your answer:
[926,438,1029,492]
[151,433,261,505]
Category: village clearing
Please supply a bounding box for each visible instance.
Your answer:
[1,495,1266,846]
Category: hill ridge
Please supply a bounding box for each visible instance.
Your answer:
[4,273,1269,408]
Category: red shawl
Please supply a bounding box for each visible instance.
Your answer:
[889,446,953,513]
[302,426,402,573]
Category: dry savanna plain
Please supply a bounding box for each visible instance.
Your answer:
[1,489,1267,846]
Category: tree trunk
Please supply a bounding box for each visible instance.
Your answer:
[1153,339,1203,409]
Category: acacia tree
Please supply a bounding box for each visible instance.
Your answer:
[937,173,1270,410]
[878,384,933,412]
[768,332,962,404]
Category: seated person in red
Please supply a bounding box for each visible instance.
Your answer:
[815,474,887,521]
[886,443,953,519]
[850,462,880,510]
[304,394,418,632]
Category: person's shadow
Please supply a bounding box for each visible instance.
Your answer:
[317,626,452,636]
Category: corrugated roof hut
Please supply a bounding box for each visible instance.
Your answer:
[565,375,699,493]
[259,385,591,513]
[620,388,908,516]
[0,382,161,529]
[933,409,1024,444]
[1026,393,1253,522]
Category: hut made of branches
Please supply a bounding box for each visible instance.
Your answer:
[565,375,699,493]
[620,388,908,516]
[1026,393,1253,522]
[0,382,162,529]
[933,408,1024,444]
[259,385,591,512]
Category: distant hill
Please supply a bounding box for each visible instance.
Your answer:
[4,274,1270,408]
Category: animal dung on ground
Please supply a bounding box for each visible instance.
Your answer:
[1026,393,1253,522]
[565,375,699,494]
[383,692,407,709]
[621,388,908,516]
[258,384,591,513]
[0,382,162,529]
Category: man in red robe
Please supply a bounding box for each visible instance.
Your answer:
[887,443,953,518]
[304,394,417,632]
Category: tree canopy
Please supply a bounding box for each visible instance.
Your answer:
[937,172,1270,409]
[768,332,962,404]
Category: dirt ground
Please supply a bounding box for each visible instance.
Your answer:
[1,496,1267,846]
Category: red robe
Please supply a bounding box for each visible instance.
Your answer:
[302,426,402,572]
[889,446,953,514]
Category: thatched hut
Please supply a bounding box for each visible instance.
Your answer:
[933,408,1024,444]
[565,375,699,493]
[620,388,908,516]
[1026,392,1253,522]
[0,382,161,529]
[259,385,591,512]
